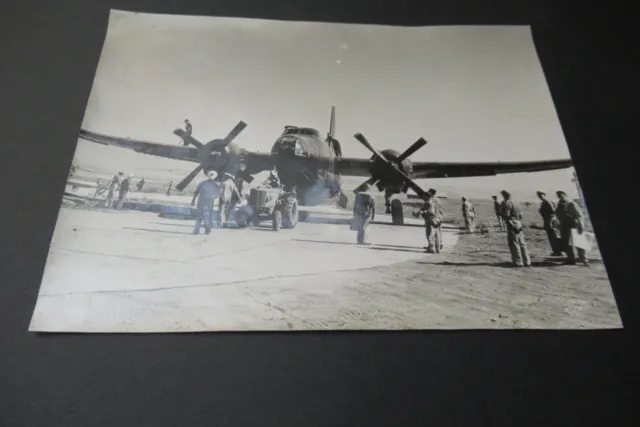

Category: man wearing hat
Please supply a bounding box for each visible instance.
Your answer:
[218,172,240,227]
[492,195,506,231]
[352,183,376,244]
[191,170,220,235]
[418,189,443,253]
[500,189,531,267]
[555,190,589,266]
[536,191,562,256]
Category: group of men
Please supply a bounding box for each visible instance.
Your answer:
[492,190,589,267]
[191,171,241,235]
[350,184,590,268]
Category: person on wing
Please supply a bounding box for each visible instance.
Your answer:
[461,197,476,233]
[555,190,589,266]
[352,183,376,245]
[191,171,220,235]
[492,195,506,231]
[181,119,192,146]
[536,191,563,256]
[500,190,532,267]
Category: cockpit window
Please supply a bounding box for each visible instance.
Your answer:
[281,126,320,137]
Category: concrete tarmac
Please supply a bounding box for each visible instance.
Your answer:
[29,207,459,332]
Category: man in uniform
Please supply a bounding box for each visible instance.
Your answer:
[500,189,532,267]
[182,119,192,146]
[419,190,443,253]
[219,173,240,226]
[116,172,133,210]
[136,177,145,192]
[166,180,173,196]
[461,196,476,233]
[555,190,589,266]
[537,191,562,256]
[492,195,506,231]
[352,183,376,245]
[191,171,219,235]
[105,170,123,208]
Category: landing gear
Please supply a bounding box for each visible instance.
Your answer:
[390,199,404,225]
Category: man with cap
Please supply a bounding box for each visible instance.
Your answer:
[461,196,476,233]
[500,189,532,267]
[352,183,376,244]
[116,172,133,210]
[219,172,240,227]
[492,195,506,231]
[105,170,123,208]
[537,191,562,256]
[191,170,220,235]
[418,189,443,253]
[555,190,589,266]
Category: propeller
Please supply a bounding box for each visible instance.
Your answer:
[174,121,247,192]
[353,133,429,200]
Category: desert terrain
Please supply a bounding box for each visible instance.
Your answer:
[31,165,622,331]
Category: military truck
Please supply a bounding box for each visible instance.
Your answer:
[239,185,298,231]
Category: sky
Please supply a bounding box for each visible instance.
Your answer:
[72,10,581,199]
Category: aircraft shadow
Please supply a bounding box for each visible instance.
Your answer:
[417,260,565,268]
[122,227,192,236]
[292,238,425,253]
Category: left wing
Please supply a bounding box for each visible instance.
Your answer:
[334,157,573,178]
[79,129,199,163]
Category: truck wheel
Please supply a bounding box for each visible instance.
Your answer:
[282,197,298,229]
[272,210,282,231]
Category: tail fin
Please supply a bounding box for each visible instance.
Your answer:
[328,105,335,139]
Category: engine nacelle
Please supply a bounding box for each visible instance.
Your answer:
[370,148,414,194]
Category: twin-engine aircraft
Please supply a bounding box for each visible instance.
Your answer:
[78,106,573,223]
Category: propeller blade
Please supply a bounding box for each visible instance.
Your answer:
[175,165,204,192]
[397,137,428,162]
[221,121,248,148]
[173,129,204,149]
[353,177,377,193]
[354,133,389,162]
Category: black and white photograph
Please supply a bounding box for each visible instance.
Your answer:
[28,9,622,332]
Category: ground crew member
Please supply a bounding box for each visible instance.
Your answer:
[492,195,506,231]
[136,177,145,192]
[500,189,532,267]
[429,188,444,250]
[419,190,443,253]
[167,180,173,196]
[219,173,240,226]
[191,171,219,235]
[352,183,376,244]
[105,170,123,208]
[537,191,562,256]
[264,170,280,188]
[555,190,589,266]
[461,197,476,233]
[182,119,192,146]
[116,172,133,210]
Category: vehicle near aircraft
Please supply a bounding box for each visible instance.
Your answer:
[78,106,574,225]
[238,185,298,231]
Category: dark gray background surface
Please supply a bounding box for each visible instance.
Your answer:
[0,1,636,426]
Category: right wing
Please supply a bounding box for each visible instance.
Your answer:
[79,129,200,163]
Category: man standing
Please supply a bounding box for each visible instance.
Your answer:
[461,197,476,233]
[116,172,133,210]
[537,191,562,256]
[492,195,506,231]
[167,180,173,196]
[419,190,443,253]
[105,170,123,208]
[352,183,376,245]
[182,119,192,146]
[555,190,589,266]
[219,173,240,227]
[136,177,145,192]
[500,190,532,267]
[191,171,219,235]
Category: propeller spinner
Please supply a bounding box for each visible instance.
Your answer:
[174,121,248,192]
[353,133,429,199]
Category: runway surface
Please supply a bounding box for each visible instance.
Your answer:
[29,207,459,332]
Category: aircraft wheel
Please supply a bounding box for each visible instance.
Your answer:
[391,199,404,225]
[272,210,282,231]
